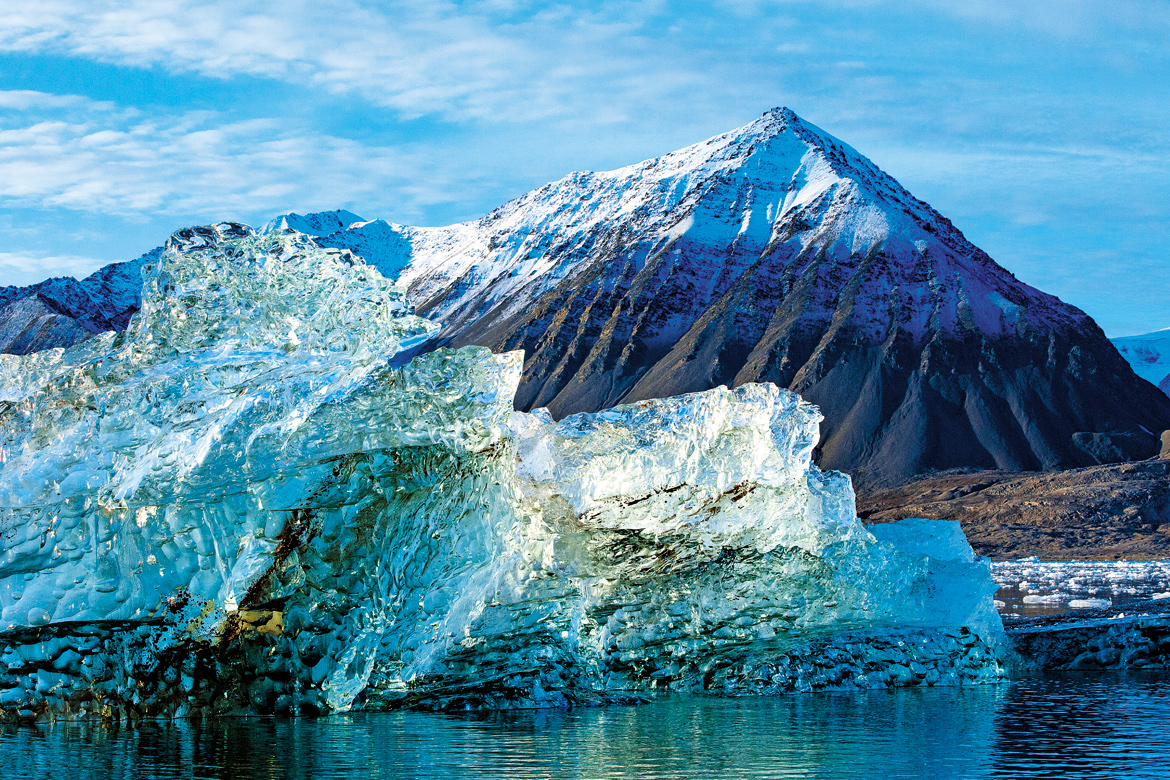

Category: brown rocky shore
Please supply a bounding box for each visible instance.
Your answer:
[857,459,1170,561]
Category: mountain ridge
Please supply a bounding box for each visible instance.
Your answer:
[0,250,152,354]
[6,108,1169,487]
[305,108,1165,485]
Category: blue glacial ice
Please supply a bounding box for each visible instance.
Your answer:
[0,224,1004,721]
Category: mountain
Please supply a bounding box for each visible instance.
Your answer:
[0,211,363,354]
[260,209,365,237]
[311,108,1170,486]
[1112,329,1170,396]
[0,250,153,354]
[7,110,1170,486]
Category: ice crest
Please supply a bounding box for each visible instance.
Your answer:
[512,384,857,553]
[0,224,1004,721]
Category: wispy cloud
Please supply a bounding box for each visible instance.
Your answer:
[0,89,110,110]
[0,249,109,286]
[917,0,1170,38]
[0,1,684,122]
[0,89,501,223]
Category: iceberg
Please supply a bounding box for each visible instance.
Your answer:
[0,224,1003,721]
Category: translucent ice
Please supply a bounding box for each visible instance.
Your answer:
[0,224,1004,721]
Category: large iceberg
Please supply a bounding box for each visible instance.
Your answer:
[0,224,1003,721]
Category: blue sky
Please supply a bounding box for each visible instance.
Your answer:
[0,0,1166,336]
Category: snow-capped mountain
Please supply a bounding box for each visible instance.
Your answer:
[0,250,152,354]
[309,108,1170,485]
[260,209,365,237]
[7,108,1169,486]
[1112,329,1170,396]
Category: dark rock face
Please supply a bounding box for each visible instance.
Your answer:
[0,295,96,354]
[858,461,1170,560]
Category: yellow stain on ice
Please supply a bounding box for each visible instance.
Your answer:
[238,610,284,636]
[186,599,217,633]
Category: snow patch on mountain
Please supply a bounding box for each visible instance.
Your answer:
[293,109,1076,352]
[261,210,366,237]
[1112,329,1170,394]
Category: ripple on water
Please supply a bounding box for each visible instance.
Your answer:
[2,673,1169,780]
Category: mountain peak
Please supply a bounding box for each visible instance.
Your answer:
[759,105,801,127]
[741,106,825,147]
[642,107,877,207]
[261,209,366,238]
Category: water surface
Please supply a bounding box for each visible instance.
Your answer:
[3,673,1168,779]
[991,560,1170,617]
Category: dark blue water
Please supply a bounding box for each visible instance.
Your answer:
[3,673,1169,779]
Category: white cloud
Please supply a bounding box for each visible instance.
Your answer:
[0,90,498,222]
[0,90,110,110]
[0,1,680,123]
[0,250,108,286]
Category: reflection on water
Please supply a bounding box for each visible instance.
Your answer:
[3,673,1169,779]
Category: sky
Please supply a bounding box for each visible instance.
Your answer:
[0,0,1166,337]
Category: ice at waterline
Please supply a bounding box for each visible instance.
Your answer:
[0,224,1004,721]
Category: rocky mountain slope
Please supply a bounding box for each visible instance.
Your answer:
[1112,329,1170,396]
[7,110,1169,487]
[312,108,1170,486]
[0,250,154,354]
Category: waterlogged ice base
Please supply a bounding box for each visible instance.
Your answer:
[0,224,1003,721]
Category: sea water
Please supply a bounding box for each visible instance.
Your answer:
[2,672,1168,779]
[991,560,1170,617]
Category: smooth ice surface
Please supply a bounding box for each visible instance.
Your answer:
[0,224,1004,719]
[868,518,976,564]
